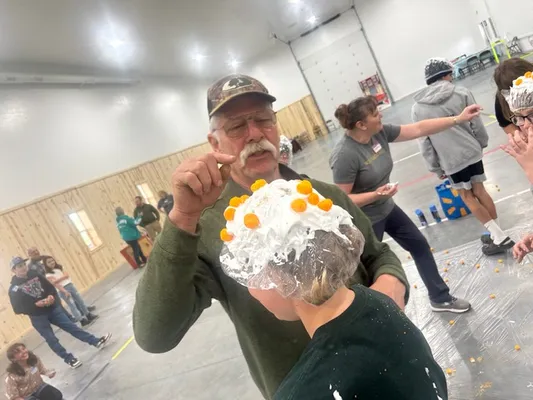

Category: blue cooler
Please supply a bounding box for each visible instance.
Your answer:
[435,180,471,220]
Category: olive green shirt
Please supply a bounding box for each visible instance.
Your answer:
[132,165,409,399]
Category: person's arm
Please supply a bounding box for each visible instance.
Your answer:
[418,137,445,177]
[149,205,161,221]
[133,220,226,353]
[45,274,69,296]
[5,375,23,400]
[465,91,489,148]
[126,216,138,230]
[322,183,409,304]
[36,357,52,376]
[336,183,382,208]
[9,289,24,315]
[394,104,482,142]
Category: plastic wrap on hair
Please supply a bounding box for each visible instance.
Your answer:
[220,224,365,302]
[502,74,533,112]
[279,135,293,166]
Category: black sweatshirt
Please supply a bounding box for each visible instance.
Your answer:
[9,272,58,316]
[275,285,447,400]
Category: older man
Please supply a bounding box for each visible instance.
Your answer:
[133,74,408,399]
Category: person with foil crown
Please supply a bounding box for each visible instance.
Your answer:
[133,74,409,399]
[500,72,533,262]
[278,135,293,166]
[220,179,447,400]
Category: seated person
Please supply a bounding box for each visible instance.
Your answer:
[501,72,533,261]
[5,343,62,400]
[219,178,447,400]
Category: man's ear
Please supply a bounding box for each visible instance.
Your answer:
[208,133,220,152]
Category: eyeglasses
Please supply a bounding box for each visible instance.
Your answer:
[218,109,277,138]
[511,112,533,126]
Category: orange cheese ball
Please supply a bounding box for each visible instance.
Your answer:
[220,229,234,242]
[297,180,313,195]
[229,197,242,207]
[240,195,250,202]
[516,78,524,86]
[251,179,267,192]
[525,71,532,78]
[291,199,307,213]
[244,213,260,229]
[224,207,236,221]
[318,198,333,212]
[307,192,319,205]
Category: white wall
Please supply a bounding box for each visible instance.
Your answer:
[0,78,209,211]
[484,0,533,43]
[241,42,310,110]
[291,12,380,122]
[355,0,487,100]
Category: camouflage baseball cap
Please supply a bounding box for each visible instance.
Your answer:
[207,74,276,117]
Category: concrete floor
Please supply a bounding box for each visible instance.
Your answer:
[4,60,533,399]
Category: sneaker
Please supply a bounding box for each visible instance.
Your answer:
[482,237,515,256]
[95,333,112,350]
[87,313,99,322]
[430,297,471,313]
[80,318,93,328]
[67,357,83,369]
[87,306,96,312]
[481,233,492,244]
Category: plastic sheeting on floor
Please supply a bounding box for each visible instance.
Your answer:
[404,226,533,400]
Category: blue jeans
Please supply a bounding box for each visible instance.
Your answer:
[372,205,452,303]
[59,283,89,321]
[30,305,99,362]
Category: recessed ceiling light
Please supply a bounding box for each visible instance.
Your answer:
[192,53,206,61]
[307,15,317,24]
[229,59,240,70]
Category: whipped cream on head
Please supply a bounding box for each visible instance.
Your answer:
[219,179,354,287]
[503,72,533,112]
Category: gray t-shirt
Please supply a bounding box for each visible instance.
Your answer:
[330,124,401,223]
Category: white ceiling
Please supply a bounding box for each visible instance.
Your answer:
[0,0,353,79]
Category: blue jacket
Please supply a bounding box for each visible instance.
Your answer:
[116,215,141,241]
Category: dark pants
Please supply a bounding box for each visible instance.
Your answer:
[30,306,99,363]
[373,205,451,303]
[126,239,147,267]
[27,383,63,400]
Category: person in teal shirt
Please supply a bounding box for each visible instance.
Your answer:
[116,207,147,268]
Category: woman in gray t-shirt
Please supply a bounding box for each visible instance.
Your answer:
[330,96,480,313]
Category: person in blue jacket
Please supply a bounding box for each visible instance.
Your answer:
[116,207,147,268]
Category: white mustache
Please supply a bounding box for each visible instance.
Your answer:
[240,139,278,165]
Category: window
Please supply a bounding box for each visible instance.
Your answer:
[68,210,102,251]
[136,183,157,206]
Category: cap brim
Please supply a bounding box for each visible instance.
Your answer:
[209,91,277,117]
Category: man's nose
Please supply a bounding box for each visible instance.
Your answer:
[246,120,265,141]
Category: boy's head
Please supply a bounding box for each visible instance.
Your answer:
[425,58,454,85]
[502,72,533,133]
[219,179,365,321]
[10,257,28,278]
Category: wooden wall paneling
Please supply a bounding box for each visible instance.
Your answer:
[102,174,139,216]
[302,95,327,134]
[43,195,99,290]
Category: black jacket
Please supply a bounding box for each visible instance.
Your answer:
[157,195,174,215]
[9,272,58,316]
[134,203,160,227]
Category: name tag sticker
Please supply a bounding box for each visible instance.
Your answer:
[372,142,382,153]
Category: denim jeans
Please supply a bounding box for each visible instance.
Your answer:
[30,305,99,362]
[59,283,89,321]
[372,205,452,303]
[126,239,147,267]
